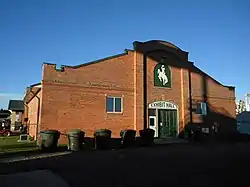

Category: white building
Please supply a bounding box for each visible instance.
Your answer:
[236,94,250,134]
[236,111,250,134]
[245,93,250,112]
[236,100,246,114]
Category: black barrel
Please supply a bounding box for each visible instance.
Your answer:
[94,129,112,150]
[120,129,136,148]
[139,128,155,146]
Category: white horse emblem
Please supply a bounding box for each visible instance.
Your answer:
[157,65,168,85]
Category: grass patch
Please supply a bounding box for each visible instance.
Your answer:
[0,136,37,154]
[0,136,68,158]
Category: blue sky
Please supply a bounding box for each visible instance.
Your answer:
[0,0,249,109]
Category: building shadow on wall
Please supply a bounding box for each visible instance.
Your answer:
[133,40,237,142]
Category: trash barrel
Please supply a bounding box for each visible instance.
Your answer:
[94,129,112,150]
[120,129,136,148]
[67,129,85,151]
[40,130,60,151]
[193,129,203,142]
[139,128,155,146]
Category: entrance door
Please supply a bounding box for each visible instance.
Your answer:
[148,109,157,137]
[158,109,178,137]
[149,116,157,137]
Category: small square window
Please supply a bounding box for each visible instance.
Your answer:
[196,102,207,115]
[106,96,122,113]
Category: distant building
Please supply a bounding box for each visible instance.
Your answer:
[8,100,24,130]
[236,94,250,115]
[0,109,11,128]
[236,100,246,114]
[245,94,250,112]
[236,111,250,134]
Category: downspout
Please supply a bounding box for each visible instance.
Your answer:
[30,90,41,146]
[23,103,29,123]
[143,54,148,129]
[188,70,193,124]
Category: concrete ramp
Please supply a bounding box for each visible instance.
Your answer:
[0,170,69,187]
[154,137,188,145]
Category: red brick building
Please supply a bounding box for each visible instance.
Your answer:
[24,40,236,141]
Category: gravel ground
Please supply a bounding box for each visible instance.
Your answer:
[0,143,250,187]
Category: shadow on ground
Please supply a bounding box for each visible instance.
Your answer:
[0,143,250,187]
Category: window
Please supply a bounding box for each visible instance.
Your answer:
[149,118,155,126]
[196,102,207,115]
[160,56,166,63]
[106,96,122,113]
[16,113,20,122]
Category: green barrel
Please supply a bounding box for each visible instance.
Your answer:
[40,130,60,151]
[67,129,85,151]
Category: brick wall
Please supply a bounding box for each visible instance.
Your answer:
[37,40,236,142]
[27,91,41,139]
[146,51,189,133]
[133,40,236,136]
[40,51,135,141]
[190,69,236,134]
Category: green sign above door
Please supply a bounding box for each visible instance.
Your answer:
[154,63,171,88]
